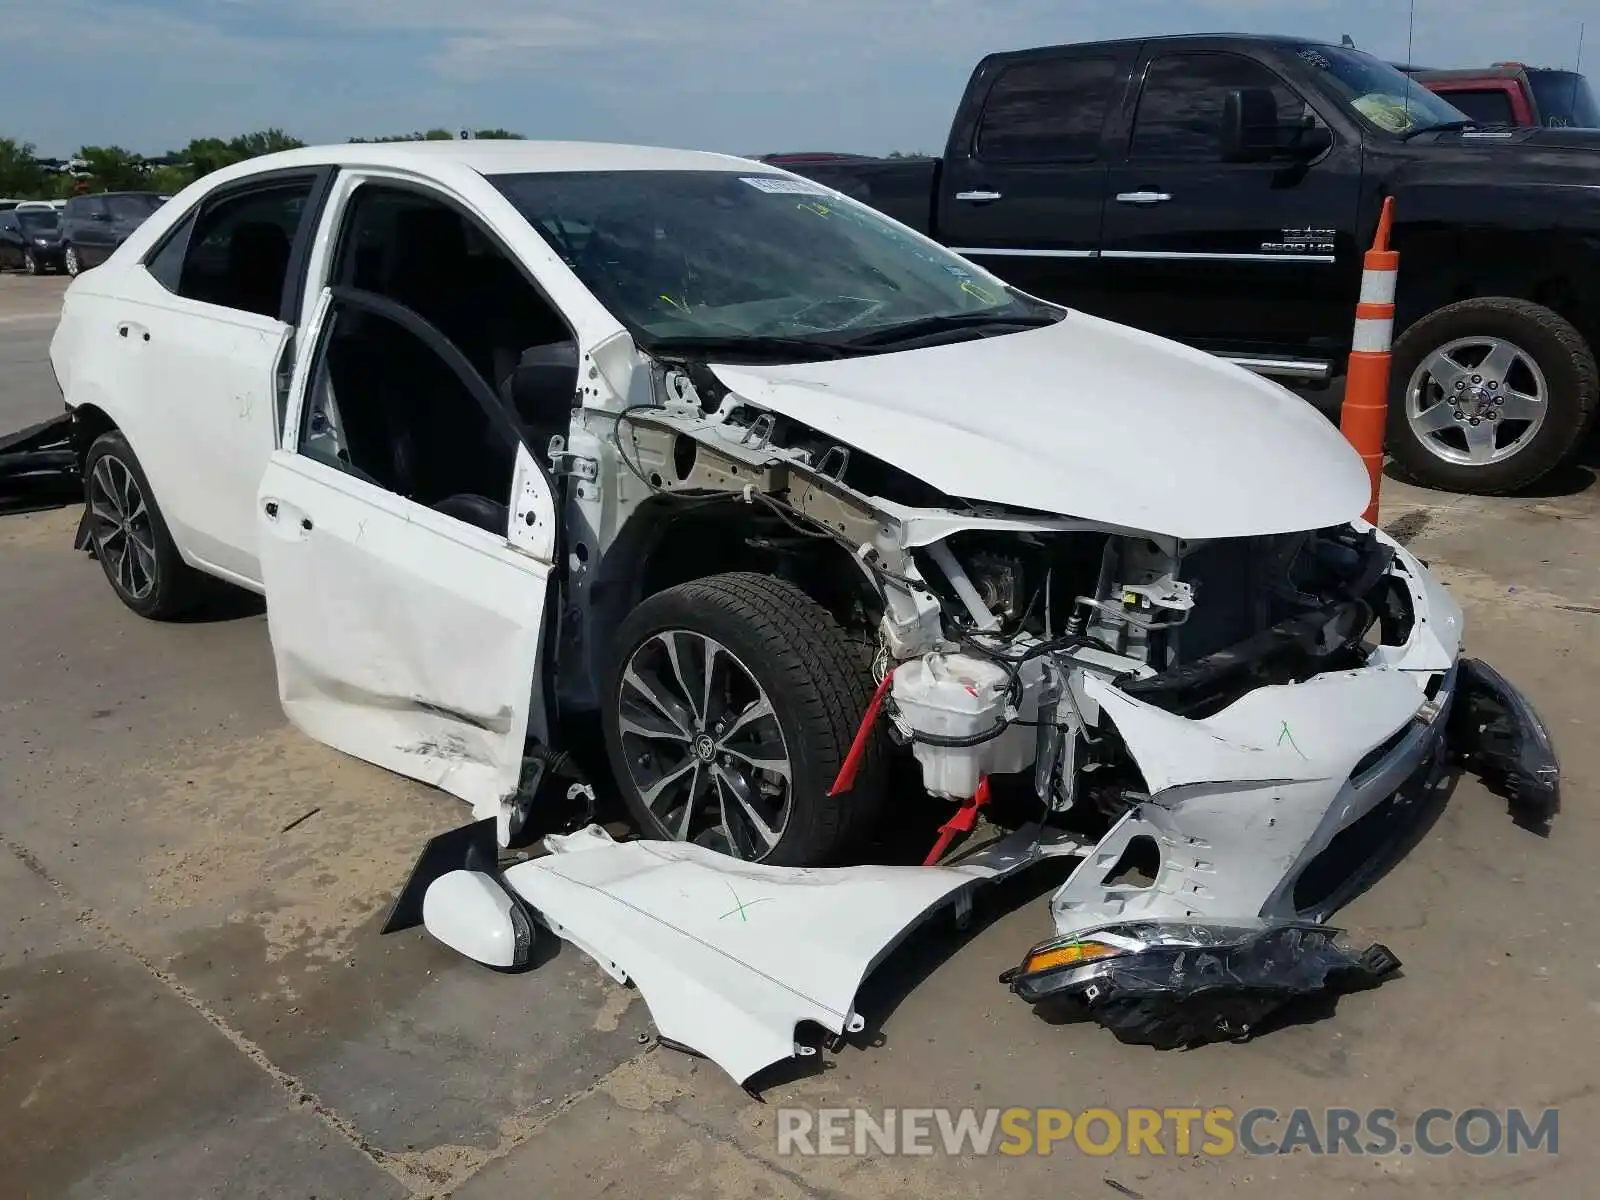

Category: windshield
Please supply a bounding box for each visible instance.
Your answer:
[494,170,1054,356]
[17,209,59,232]
[1293,44,1471,134]
[1529,71,1600,128]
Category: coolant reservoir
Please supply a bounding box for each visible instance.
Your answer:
[892,653,1038,799]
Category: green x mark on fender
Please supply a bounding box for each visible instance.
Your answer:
[720,882,775,922]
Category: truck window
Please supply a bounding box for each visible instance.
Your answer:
[1444,89,1516,127]
[1130,53,1307,160]
[976,57,1120,163]
[1527,70,1600,128]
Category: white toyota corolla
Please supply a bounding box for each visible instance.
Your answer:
[49,140,1557,1084]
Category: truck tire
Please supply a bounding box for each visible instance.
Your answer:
[602,571,886,867]
[1387,298,1598,494]
[83,431,212,620]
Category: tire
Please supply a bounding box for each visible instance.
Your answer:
[601,571,886,867]
[1386,297,1599,494]
[22,250,38,276]
[83,431,211,620]
[63,245,80,277]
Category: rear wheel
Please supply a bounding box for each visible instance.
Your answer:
[63,245,80,277]
[84,431,211,619]
[602,572,885,866]
[22,249,38,275]
[1387,298,1598,494]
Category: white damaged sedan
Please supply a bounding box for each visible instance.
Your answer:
[50,141,1558,1085]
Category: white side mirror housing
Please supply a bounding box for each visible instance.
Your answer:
[422,869,535,970]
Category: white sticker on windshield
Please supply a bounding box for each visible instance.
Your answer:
[740,175,830,195]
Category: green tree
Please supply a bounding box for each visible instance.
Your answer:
[471,128,524,139]
[0,136,47,197]
[146,164,192,195]
[226,128,305,159]
[76,145,147,191]
[176,136,238,178]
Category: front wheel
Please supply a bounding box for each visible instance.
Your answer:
[63,245,81,277]
[1387,297,1599,494]
[22,250,38,275]
[601,572,885,867]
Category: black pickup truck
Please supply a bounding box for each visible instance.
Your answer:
[767,34,1600,494]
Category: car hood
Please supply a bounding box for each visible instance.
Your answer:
[708,310,1370,540]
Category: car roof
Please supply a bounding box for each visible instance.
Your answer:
[215,140,759,182]
[984,31,1327,61]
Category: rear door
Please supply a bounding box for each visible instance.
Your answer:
[1097,44,1363,371]
[935,48,1135,307]
[112,170,331,585]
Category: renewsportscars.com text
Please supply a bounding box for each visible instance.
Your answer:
[776,1106,1559,1158]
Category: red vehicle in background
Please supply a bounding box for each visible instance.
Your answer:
[1408,63,1600,128]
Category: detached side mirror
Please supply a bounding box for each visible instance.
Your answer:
[1221,88,1282,162]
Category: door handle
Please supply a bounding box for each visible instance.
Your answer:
[1115,191,1172,205]
[117,321,150,342]
[954,190,1003,203]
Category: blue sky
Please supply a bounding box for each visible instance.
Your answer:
[2,0,1592,156]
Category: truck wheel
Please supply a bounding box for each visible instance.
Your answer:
[1387,298,1598,494]
[602,572,885,867]
[83,431,212,620]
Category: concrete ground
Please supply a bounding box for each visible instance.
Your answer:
[2,273,1597,1198]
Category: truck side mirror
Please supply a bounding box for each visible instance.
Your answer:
[1221,88,1282,161]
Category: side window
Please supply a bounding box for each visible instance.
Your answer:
[173,182,313,318]
[106,195,152,222]
[1445,89,1516,126]
[144,209,198,292]
[1130,53,1312,160]
[976,57,1120,162]
[298,187,577,533]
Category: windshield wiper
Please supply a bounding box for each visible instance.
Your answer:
[839,311,1061,349]
[1400,119,1480,140]
[642,335,855,362]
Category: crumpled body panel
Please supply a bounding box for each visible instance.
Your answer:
[1054,666,1446,938]
[502,825,1055,1084]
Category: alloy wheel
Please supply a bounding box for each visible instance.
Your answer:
[64,247,79,276]
[615,630,794,860]
[88,454,158,601]
[1406,335,1549,467]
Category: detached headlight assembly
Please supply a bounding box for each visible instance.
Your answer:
[1001,920,1401,1049]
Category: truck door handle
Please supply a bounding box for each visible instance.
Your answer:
[1115,191,1173,205]
[954,190,1003,203]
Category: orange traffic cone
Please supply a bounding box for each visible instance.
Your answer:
[1339,196,1398,523]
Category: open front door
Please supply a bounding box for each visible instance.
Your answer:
[257,286,560,831]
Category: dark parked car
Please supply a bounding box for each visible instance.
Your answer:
[60,191,167,277]
[0,205,66,274]
[1409,64,1599,129]
[768,34,1600,494]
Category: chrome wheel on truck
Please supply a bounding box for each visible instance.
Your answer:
[1405,335,1549,468]
[1388,297,1599,494]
